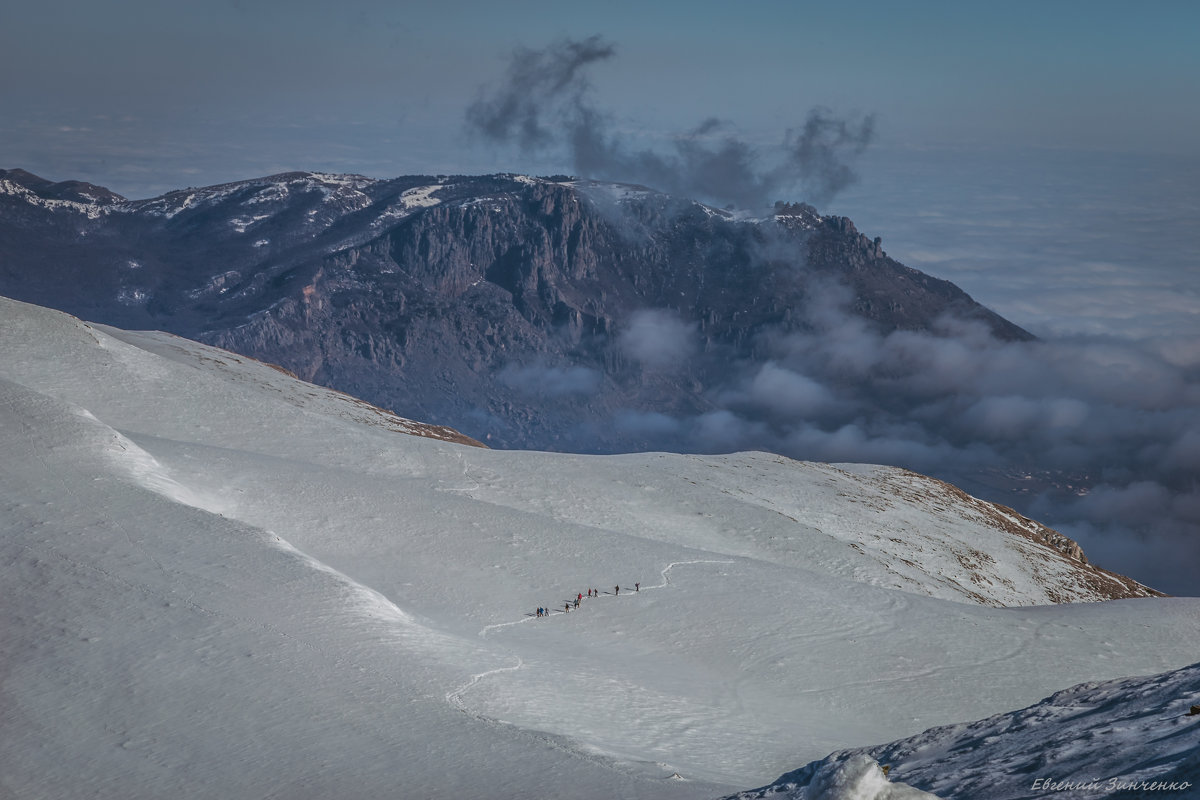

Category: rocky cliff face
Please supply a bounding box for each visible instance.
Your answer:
[1,169,1030,450]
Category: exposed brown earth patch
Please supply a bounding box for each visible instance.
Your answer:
[883,469,1165,602]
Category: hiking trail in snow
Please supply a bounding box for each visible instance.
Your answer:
[477,559,736,638]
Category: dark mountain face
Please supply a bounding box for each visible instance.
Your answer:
[0,168,1031,451]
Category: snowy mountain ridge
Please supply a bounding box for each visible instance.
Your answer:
[0,166,1034,463]
[0,167,794,234]
[2,294,1196,799]
[0,171,116,218]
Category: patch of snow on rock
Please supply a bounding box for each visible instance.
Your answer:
[116,287,150,306]
[307,172,376,190]
[400,184,443,209]
[186,271,241,299]
[229,214,271,233]
[1,177,110,219]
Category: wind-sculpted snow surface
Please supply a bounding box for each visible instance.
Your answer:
[2,295,1199,799]
[739,662,1200,800]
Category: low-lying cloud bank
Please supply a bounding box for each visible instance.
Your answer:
[607,285,1200,595]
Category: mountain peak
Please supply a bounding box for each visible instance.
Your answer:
[0,167,125,204]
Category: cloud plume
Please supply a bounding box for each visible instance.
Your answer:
[467,37,875,209]
[465,36,616,154]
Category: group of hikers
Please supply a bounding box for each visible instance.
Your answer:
[535,583,640,617]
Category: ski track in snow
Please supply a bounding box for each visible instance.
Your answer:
[455,559,741,787]
[655,559,736,588]
[477,615,540,637]
[445,656,525,715]
[441,652,659,783]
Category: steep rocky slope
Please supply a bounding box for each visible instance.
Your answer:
[1,169,1029,450]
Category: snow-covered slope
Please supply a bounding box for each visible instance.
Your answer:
[447,454,1156,608]
[738,662,1200,799]
[2,295,1197,799]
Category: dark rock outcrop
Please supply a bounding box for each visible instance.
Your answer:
[0,169,1032,450]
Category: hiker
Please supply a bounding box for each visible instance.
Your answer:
[615,585,619,596]
[536,607,542,617]
[574,597,579,609]
[565,602,570,613]
[635,582,639,592]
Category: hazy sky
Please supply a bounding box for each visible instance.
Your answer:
[3,0,1198,197]
[6,0,1196,340]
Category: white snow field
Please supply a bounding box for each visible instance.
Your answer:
[736,663,1200,800]
[2,294,1198,799]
